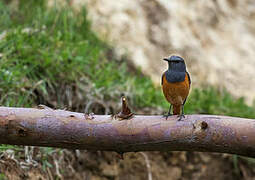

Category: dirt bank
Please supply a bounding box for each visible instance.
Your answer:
[55,0,255,104]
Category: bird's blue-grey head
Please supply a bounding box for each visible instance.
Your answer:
[163,55,186,72]
[163,55,187,83]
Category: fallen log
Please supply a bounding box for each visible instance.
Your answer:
[0,106,254,157]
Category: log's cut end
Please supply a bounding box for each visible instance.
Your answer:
[0,107,254,157]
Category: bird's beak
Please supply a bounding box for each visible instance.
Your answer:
[163,58,169,61]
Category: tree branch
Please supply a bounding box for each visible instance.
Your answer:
[0,107,254,157]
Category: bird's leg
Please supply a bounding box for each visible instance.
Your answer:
[167,104,172,116]
[177,104,185,121]
[163,104,172,120]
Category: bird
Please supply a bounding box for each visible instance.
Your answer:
[161,55,191,121]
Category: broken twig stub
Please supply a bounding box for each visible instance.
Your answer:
[116,96,133,120]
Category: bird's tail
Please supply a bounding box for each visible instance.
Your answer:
[173,105,181,115]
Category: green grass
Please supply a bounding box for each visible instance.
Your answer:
[0,1,165,110]
[0,144,22,152]
[186,88,255,118]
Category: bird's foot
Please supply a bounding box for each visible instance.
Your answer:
[163,113,172,120]
[177,114,185,121]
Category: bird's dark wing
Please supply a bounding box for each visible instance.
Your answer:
[183,72,191,106]
[186,71,191,87]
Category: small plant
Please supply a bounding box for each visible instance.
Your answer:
[0,145,22,153]
[0,173,6,180]
[39,148,57,171]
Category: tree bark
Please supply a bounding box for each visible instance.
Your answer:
[0,107,254,157]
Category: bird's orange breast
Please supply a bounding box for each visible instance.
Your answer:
[162,73,190,105]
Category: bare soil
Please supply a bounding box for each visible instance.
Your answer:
[1,148,255,180]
